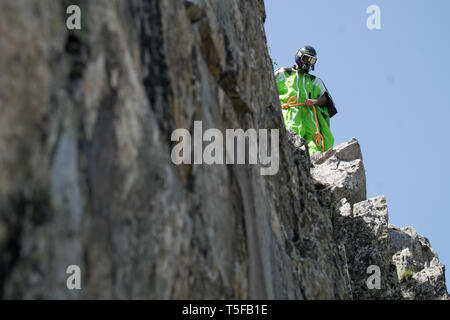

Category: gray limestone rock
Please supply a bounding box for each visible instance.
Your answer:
[389,225,448,299]
[311,138,367,206]
[332,196,402,299]
[312,138,447,300]
[0,0,347,299]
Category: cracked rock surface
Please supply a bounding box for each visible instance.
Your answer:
[312,140,448,300]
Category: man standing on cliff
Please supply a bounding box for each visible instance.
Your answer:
[274,46,337,154]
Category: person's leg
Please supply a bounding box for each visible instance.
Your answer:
[308,140,321,155]
[317,109,334,152]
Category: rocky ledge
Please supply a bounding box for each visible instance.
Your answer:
[308,136,448,300]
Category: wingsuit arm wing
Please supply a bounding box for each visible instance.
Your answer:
[274,68,291,105]
[313,77,338,118]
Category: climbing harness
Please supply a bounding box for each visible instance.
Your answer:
[282,96,325,152]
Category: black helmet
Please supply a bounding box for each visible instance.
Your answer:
[295,45,317,73]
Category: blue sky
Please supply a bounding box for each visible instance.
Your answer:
[264,0,450,288]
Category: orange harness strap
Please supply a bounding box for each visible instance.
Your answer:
[282,96,325,153]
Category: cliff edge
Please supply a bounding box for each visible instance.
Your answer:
[0,0,447,299]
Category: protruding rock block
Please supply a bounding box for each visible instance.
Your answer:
[332,196,401,299]
[389,225,448,299]
[311,138,366,205]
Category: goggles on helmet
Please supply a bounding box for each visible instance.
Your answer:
[301,54,317,66]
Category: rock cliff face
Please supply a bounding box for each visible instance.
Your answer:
[0,0,447,299]
[311,139,448,300]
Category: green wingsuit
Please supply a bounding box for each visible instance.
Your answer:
[275,67,337,154]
